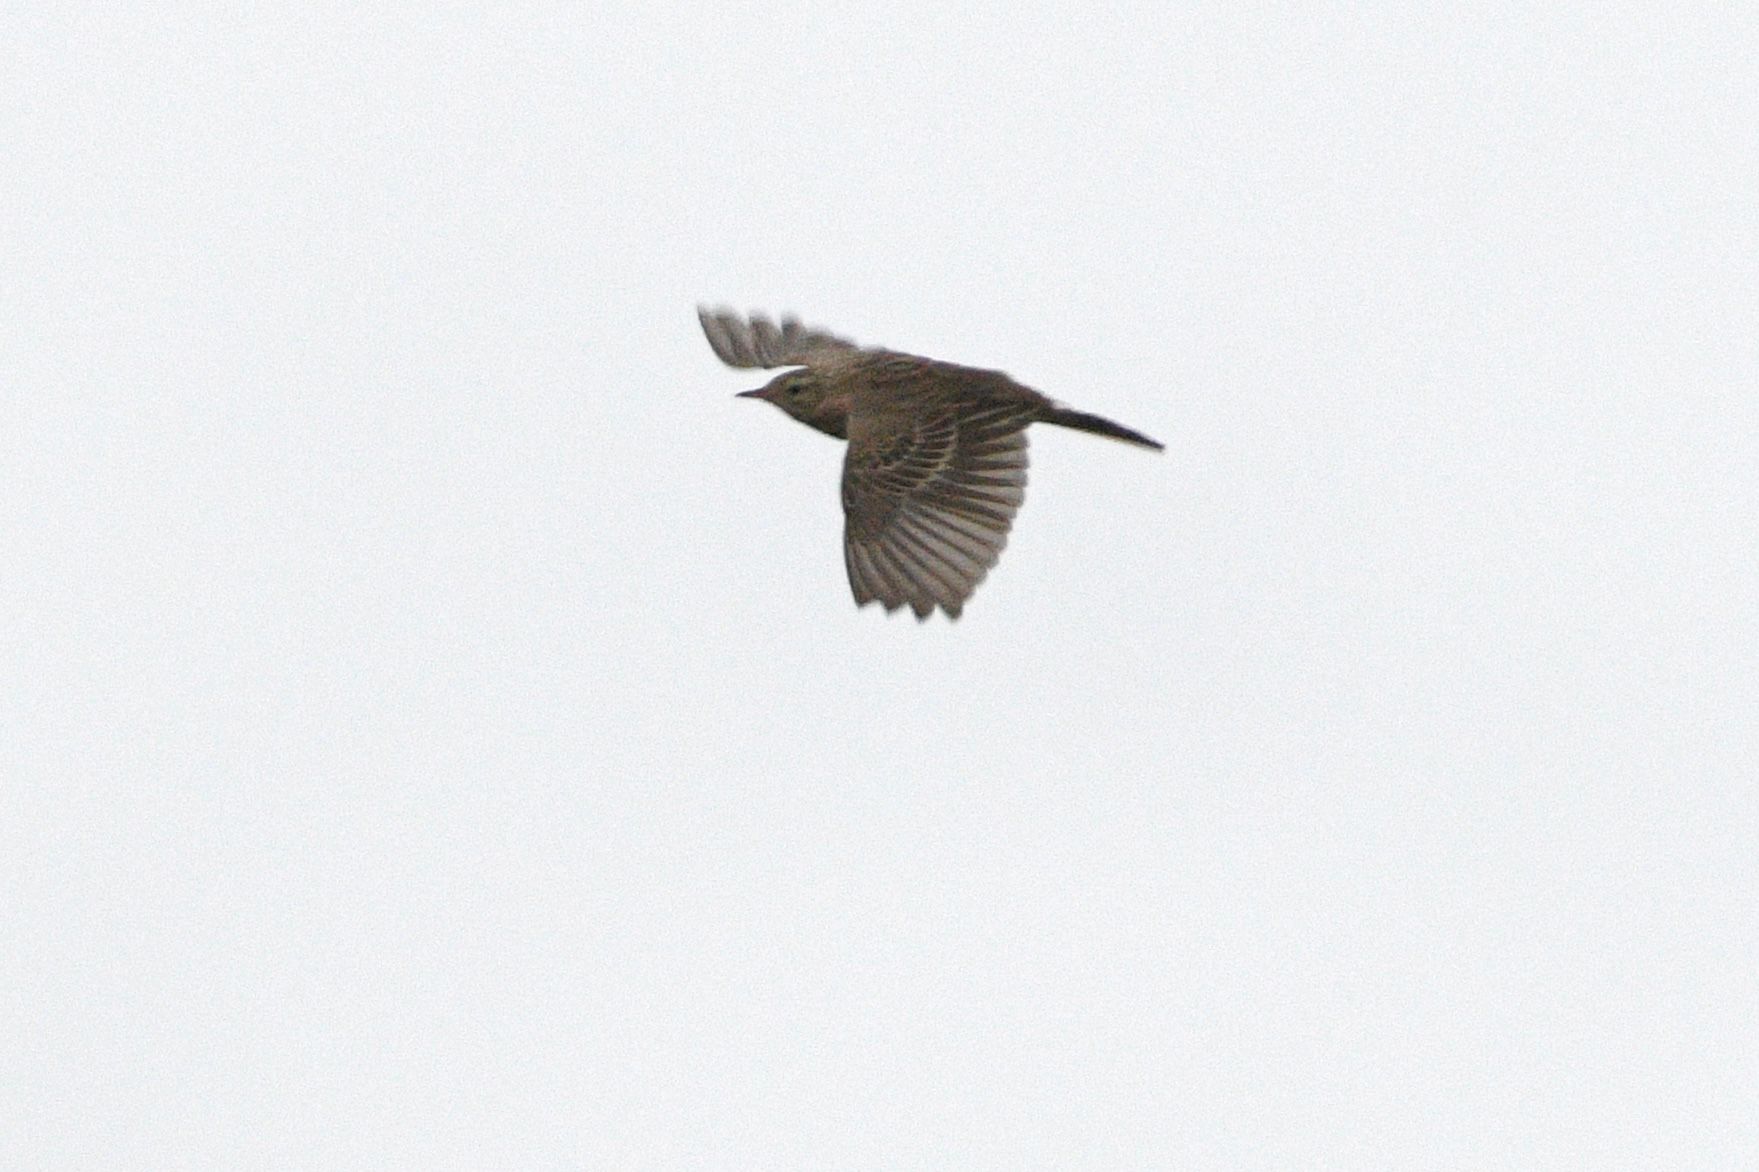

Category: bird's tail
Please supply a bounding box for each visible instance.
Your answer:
[1038,405,1164,451]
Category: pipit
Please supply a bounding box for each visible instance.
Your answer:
[700,307,1163,620]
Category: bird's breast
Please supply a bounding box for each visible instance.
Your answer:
[811,393,855,439]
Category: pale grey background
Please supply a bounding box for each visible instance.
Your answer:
[4,3,1755,1167]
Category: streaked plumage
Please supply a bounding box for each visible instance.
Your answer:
[700,307,1163,620]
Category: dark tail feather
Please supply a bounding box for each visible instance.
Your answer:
[1038,405,1164,451]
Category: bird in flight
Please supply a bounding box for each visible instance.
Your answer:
[700,307,1163,621]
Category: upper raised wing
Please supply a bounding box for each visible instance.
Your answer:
[697,307,859,369]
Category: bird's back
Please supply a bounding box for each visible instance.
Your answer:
[838,350,1050,420]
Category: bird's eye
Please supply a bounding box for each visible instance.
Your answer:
[786,384,805,399]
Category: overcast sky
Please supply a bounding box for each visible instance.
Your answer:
[5,4,1755,1167]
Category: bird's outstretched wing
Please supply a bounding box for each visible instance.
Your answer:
[697,307,858,369]
[840,403,1035,620]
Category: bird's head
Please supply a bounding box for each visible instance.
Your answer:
[736,367,845,437]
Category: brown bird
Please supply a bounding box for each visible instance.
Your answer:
[700,307,1163,620]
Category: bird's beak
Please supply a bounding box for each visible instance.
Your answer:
[735,388,767,399]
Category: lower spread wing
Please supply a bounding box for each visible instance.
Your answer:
[841,404,1034,619]
[697,308,858,369]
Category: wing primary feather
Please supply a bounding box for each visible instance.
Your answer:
[885,526,964,600]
